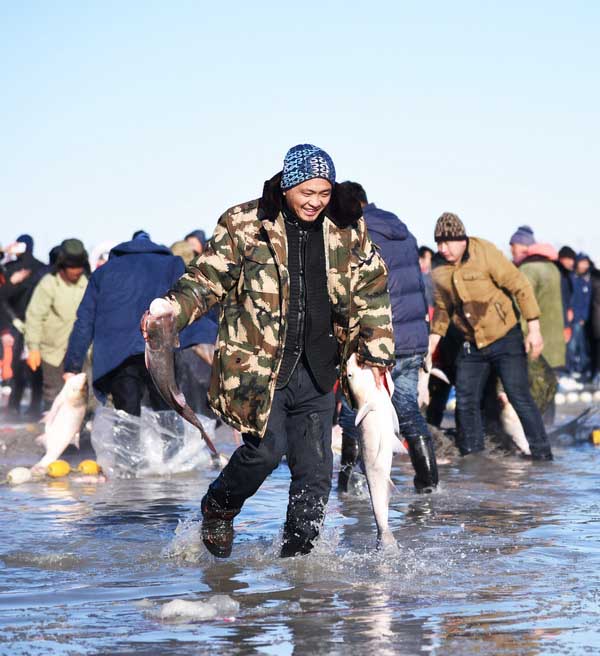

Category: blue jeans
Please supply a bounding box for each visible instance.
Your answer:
[455,326,552,459]
[566,322,591,377]
[339,354,430,446]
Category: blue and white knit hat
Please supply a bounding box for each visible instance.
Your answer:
[280,144,336,191]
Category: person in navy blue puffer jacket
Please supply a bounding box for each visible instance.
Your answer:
[64,232,217,416]
[337,182,438,493]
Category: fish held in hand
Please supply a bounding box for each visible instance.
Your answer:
[346,353,403,549]
[144,300,226,468]
[31,373,88,474]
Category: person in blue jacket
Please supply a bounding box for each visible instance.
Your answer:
[337,182,438,493]
[64,231,217,416]
[567,253,593,379]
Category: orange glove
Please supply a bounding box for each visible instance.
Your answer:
[563,327,572,343]
[26,350,42,371]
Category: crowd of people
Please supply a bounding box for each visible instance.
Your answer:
[1,143,599,559]
[0,229,217,421]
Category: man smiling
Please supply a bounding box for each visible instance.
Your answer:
[144,144,394,557]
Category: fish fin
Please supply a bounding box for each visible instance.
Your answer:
[71,432,80,449]
[392,437,408,455]
[35,433,47,447]
[355,402,375,426]
[388,478,400,496]
[430,367,450,385]
[172,390,187,409]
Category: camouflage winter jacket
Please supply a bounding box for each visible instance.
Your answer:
[165,174,395,437]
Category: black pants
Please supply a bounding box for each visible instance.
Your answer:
[455,325,552,459]
[8,330,43,415]
[97,354,168,416]
[208,361,335,554]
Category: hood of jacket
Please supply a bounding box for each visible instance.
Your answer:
[362,203,408,241]
[523,243,559,262]
[257,172,362,228]
[110,239,173,258]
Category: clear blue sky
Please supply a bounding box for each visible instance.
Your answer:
[2,1,599,262]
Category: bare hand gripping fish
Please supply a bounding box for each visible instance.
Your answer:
[143,299,227,469]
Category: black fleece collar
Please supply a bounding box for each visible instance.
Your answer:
[257,172,362,229]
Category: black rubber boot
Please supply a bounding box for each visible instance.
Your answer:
[408,435,439,493]
[280,495,326,558]
[528,447,554,461]
[337,433,359,493]
[200,494,240,558]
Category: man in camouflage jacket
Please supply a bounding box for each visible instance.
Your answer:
[148,145,394,558]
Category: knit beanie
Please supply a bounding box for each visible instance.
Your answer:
[280,144,336,191]
[57,238,89,268]
[434,213,467,243]
[509,225,535,246]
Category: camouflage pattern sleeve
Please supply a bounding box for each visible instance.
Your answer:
[165,211,242,331]
[353,222,395,368]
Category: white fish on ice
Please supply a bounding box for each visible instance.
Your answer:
[31,373,88,473]
[346,353,404,549]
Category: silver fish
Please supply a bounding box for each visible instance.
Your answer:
[497,393,531,455]
[144,303,226,469]
[31,373,88,473]
[346,353,403,549]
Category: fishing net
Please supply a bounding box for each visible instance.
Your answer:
[91,406,215,478]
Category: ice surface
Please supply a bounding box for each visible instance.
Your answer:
[160,595,240,621]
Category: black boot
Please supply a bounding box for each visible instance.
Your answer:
[408,435,439,493]
[280,495,326,558]
[337,433,359,493]
[201,494,240,558]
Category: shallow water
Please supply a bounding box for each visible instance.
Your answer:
[1,409,600,656]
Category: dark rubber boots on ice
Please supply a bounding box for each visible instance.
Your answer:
[338,433,439,494]
[201,494,239,558]
[408,435,438,493]
[337,433,360,493]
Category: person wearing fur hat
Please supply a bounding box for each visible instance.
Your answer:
[142,143,394,558]
[428,213,553,460]
[24,239,89,406]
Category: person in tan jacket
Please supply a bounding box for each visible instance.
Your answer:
[428,213,553,460]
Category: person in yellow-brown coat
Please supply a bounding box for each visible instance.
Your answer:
[428,213,553,460]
